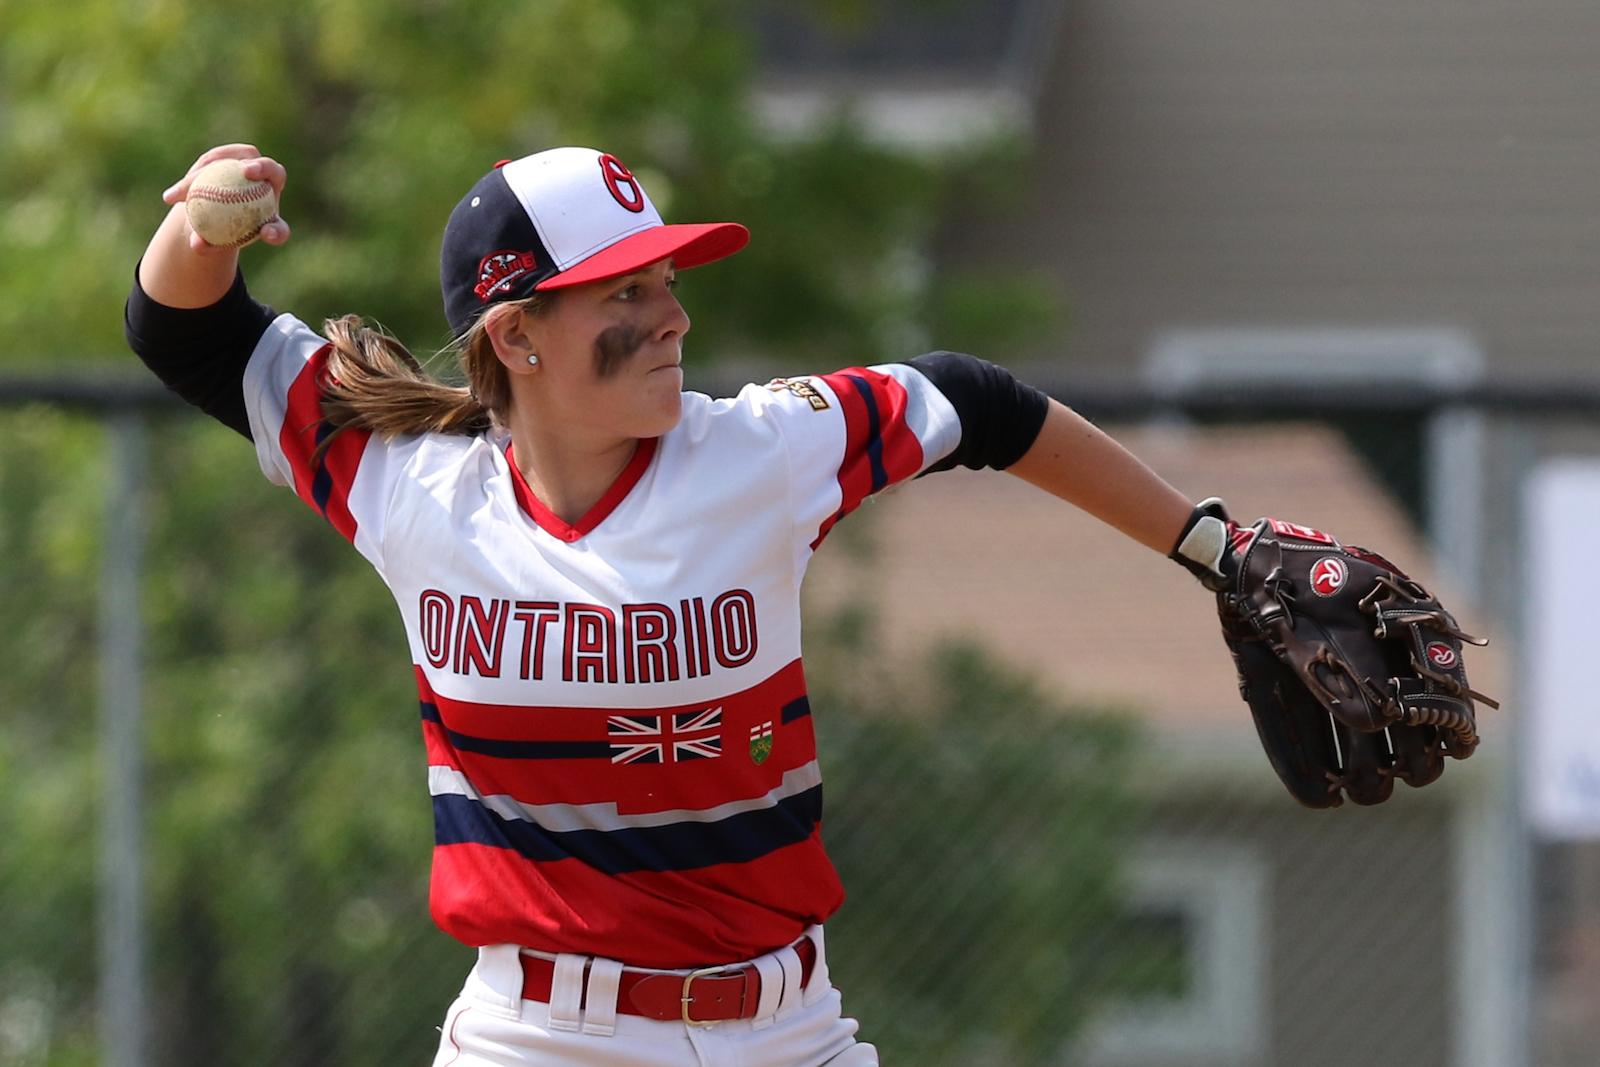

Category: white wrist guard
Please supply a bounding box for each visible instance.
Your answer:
[1170,497,1235,590]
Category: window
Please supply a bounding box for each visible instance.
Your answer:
[1078,841,1268,1067]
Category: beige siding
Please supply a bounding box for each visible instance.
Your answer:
[941,0,1600,374]
[1150,799,1454,1067]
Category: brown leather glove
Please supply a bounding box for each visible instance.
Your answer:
[1173,500,1497,808]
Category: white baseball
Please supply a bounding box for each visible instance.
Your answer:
[184,159,279,248]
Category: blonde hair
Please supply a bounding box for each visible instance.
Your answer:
[316,293,556,450]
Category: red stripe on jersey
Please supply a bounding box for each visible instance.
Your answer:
[417,668,462,769]
[507,436,658,543]
[811,369,924,547]
[279,345,372,543]
[425,660,811,810]
[431,835,844,968]
[419,659,841,965]
[421,718,463,771]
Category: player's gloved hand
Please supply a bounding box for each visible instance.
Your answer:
[1170,497,1497,808]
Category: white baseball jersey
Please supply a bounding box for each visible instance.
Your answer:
[243,313,962,968]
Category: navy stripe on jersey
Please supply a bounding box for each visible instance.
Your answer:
[451,736,615,760]
[310,422,336,518]
[842,374,889,493]
[810,369,925,550]
[421,702,611,760]
[781,696,811,723]
[432,785,824,874]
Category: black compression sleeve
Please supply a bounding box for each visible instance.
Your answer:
[905,351,1050,472]
[123,265,277,440]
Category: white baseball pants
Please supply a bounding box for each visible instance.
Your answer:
[430,928,878,1067]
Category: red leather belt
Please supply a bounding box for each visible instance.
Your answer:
[519,937,817,1025]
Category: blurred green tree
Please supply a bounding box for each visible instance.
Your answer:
[817,639,1148,1066]
[801,518,1168,1067]
[0,0,953,369]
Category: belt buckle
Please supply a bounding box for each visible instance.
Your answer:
[681,965,731,1027]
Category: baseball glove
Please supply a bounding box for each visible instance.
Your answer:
[1172,498,1497,808]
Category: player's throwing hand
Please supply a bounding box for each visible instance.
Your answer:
[162,144,290,252]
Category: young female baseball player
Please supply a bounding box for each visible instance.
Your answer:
[127,144,1199,1067]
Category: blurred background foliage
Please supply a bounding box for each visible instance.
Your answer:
[0,1,1120,1065]
[0,0,1059,368]
[814,628,1160,1066]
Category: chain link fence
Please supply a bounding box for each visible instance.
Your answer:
[1,380,1598,1067]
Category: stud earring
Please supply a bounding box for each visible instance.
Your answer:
[527,354,539,365]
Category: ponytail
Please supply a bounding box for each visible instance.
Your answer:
[316,293,556,450]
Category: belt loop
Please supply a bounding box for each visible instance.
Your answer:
[547,953,587,1032]
[581,958,624,1037]
[801,926,829,1006]
[473,944,525,1013]
[773,945,803,1022]
[749,953,785,1030]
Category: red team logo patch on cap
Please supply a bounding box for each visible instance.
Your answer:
[475,251,540,302]
[1269,518,1336,545]
[1426,642,1459,669]
[1310,556,1348,596]
[599,154,645,213]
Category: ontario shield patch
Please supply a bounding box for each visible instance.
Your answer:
[749,721,774,765]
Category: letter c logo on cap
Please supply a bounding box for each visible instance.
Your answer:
[599,154,645,213]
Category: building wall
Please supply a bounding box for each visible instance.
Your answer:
[1144,797,1455,1067]
[939,0,1600,376]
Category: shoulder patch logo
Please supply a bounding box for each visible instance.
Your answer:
[766,377,830,411]
[750,721,774,764]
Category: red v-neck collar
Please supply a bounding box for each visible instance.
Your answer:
[505,436,658,543]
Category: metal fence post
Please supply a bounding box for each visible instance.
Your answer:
[1451,412,1539,1067]
[1501,415,1542,1067]
[97,409,147,1067]
[1427,405,1487,600]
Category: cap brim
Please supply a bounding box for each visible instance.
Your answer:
[534,223,749,290]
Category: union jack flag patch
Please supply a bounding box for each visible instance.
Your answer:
[607,708,723,764]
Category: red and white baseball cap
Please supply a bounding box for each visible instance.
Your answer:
[440,147,748,337]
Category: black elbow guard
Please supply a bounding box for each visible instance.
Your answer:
[124,264,277,439]
[904,351,1049,472]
